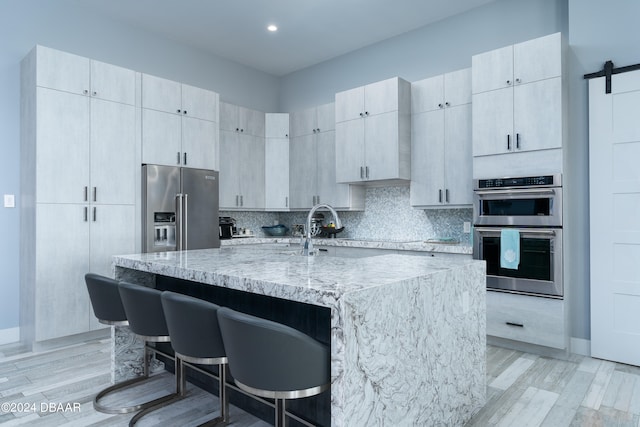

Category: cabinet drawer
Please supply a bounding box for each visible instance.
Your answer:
[487,291,565,349]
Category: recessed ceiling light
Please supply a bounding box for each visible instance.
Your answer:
[267,24,278,32]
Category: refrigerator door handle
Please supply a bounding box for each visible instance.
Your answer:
[183,193,188,250]
[175,193,184,251]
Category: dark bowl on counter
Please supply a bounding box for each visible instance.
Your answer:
[261,224,289,236]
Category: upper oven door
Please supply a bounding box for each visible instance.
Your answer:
[473,187,562,227]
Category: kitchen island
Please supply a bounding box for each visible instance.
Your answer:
[112,244,486,426]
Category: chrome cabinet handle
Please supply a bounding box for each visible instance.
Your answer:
[236,195,239,206]
[240,195,243,207]
[183,152,187,165]
[316,195,320,204]
[177,109,182,114]
[506,80,512,85]
[285,196,288,208]
[360,166,364,179]
[177,152,181,164]
[445,102,450,107]
[506,322,524,327]
[475,227,556,236]
[183,194,188,249]
[175,194,183,250]
[93,206,96,222]
[365,166,369,179]
[438,103,443,108]
[83,89,89,95]
[516,133,521,149]
[84,186,88,201]
[183,110,187,115]
[507,134,511,151]
[84,206,88,222]
[93,187,97,202]
[439,189,443,203]
[515,78,521,84]
[445,189,449,203]
[92,91,97,96]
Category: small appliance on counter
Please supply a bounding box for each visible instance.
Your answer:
[219,216,236,240]
[262,224,289,236]
[292,224,305,237]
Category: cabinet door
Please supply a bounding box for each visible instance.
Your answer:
[239,106,265,137]
[36,46,90,95]
[365,78,399,116]
[219,130,241,209]
[239,135,265,209]
[410,110,445,206]
[142,108,182,166]
[289,134,317,209]
[316,103,335,132]
[444,104,473,206]
[513,78,562,152]
[514,32,562,85]
[89,204,135,331]
[472,45,513,94]
[90,60,136,106]
[317,131,351,208]
[444,68,472,107]
[181,84,218,122]
[36,88,90,204]
[290,107,316,138]
[411,75,444,114]
[472,87,514,157]
[265,137,290,210]
[35,203,90,341]
[364,111,399,181]
[90,99,136,205]
[141,74,181,114]
[335,86,364,122]
[335,119,365,183]
[182,116,218,170]
[266,113,290,138]
[219,102,238,132]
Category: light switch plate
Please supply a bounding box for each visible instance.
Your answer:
[4,194,15,208]
[463,221,471,233]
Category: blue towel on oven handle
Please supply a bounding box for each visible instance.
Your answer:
[500,228,520,270]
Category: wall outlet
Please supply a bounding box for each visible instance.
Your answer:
[3,194,15,208]
[463,221,471,233]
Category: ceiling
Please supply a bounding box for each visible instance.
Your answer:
[73,0,496,76]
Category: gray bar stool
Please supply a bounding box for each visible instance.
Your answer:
[118,281,185,425]
[131,291,229,426]
[86,273,144,414]
[217,307,330,427]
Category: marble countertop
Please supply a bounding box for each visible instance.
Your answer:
[113,245,480,306]
[221,236,472,255]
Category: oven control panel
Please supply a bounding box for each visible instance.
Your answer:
[476,174,560,189]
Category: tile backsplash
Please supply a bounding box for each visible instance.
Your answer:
[222,186,472,244]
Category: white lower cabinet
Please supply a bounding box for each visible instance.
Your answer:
[486,291,566,349]
[33,203,136,340]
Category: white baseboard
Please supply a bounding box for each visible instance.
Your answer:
[0,327,20,345]
[570,337,591,357]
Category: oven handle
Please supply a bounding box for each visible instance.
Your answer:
[475,228,556,236]
[475,188,556,196]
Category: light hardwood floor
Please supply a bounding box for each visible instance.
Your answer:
[0,337,638,426]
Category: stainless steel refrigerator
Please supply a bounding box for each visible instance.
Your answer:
[142,164,220,253]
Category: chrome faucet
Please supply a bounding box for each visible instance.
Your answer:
[302,204,342,256]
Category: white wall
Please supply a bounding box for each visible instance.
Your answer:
[0,1,279,333]
[279,0,567,112]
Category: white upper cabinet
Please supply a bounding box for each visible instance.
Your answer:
[411,69,473,208]
[472,32,564,157]
[290,103,364,210]
[35,45,135,105]
[219,102,265,210]
[472,33,561,95]
[141,73,219,169]
[220,102,265,137]
[265,113,290,211]
[335,77,411,184]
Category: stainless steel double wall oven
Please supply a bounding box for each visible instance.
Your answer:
[473,174,563,298]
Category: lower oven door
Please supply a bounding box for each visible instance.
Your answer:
[473,227,563,298]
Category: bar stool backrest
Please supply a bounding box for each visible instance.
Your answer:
[161,291,226,360]
[85,273,127,325]
[217,307,330,395]
[118,282,169,338]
